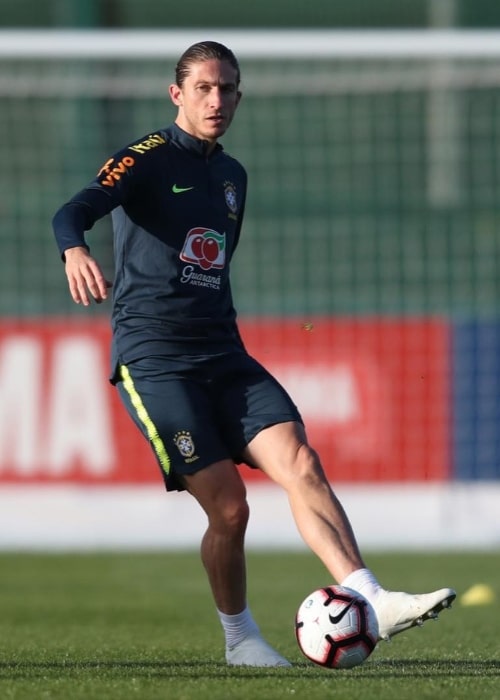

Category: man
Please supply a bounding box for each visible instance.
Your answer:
[52,40,455,667]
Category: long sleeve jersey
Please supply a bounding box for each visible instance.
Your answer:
[52,123,248,368]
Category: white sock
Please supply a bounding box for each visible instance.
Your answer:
[341,568,384,606]
[217,606,260,649]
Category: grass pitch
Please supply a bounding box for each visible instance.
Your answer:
[0,551,498,700]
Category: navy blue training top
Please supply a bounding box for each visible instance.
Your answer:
[52,123,248,371]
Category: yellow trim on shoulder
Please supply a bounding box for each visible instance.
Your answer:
[119,364,171,475]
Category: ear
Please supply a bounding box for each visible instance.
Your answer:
[169,83,182,106]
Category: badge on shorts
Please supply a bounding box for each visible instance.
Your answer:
[174,430,196,460]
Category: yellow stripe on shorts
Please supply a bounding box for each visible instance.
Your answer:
[119,364,171,475]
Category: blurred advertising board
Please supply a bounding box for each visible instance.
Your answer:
[0,318,450,484]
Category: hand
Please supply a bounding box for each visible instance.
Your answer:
[64,246,113,306]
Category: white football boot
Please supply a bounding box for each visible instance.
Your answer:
[226,635,292,667]
[374,587,456,641]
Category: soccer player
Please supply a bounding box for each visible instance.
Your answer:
[52,40,456,667]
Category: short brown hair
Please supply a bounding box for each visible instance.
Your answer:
[175,41,241,88]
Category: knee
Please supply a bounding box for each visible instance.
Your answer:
[291,443,327,488]
[225,497,250,533]
[211,492,250,536]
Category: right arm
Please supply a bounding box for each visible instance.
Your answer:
[63,245,112,307]
[53,134,161,306]
[52,188,116,306]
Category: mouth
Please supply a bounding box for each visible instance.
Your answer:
[207,115,225,126]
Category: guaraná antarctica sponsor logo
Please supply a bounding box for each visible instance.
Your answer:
[179,227,225,290]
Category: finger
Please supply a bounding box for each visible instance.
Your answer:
[67,274,84,305]
[82,263,111,302]
[74,275,91,306]
[94,279,113,304]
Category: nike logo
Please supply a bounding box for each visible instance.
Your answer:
[328,600,354,625]
[172,184,194,194]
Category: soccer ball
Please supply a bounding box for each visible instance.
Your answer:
[295,585,379,669]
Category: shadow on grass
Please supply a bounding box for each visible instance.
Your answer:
[0,659,499,680]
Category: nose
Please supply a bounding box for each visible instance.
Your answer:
[210,86,224,108]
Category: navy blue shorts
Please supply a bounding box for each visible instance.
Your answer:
[115,351,302,491]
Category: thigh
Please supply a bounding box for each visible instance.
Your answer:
[243,420,313,484]
[181,458,248,526]
[117,358,231,491]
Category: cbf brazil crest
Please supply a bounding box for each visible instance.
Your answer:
[224,181,238,215]
[173,430,199,464]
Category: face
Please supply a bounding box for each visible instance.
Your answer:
[169,58,241,148]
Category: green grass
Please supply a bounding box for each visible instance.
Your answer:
[0,551,499,699]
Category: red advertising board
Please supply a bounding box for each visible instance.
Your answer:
[0,318,449,484]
